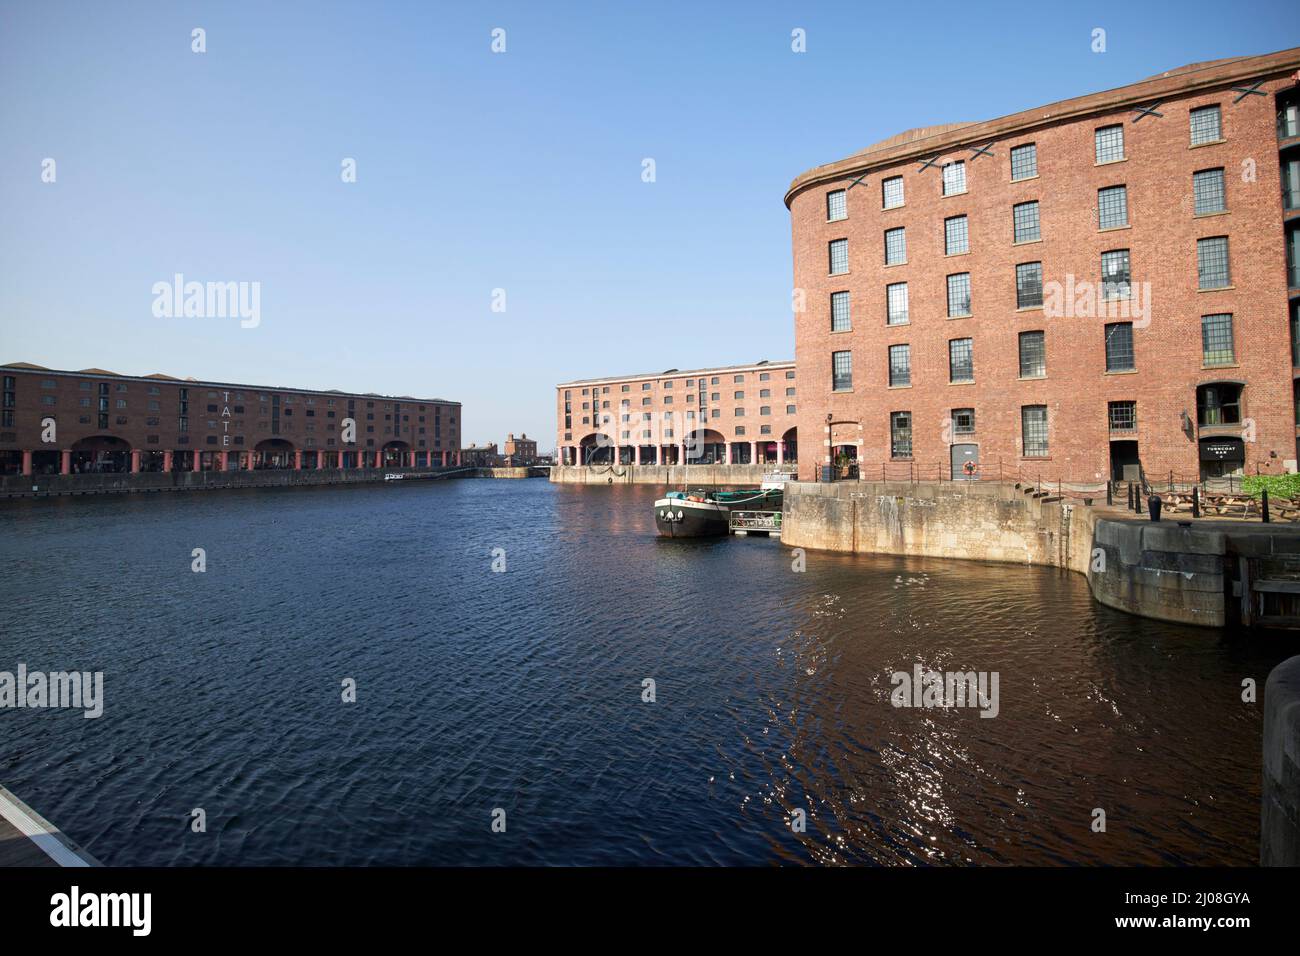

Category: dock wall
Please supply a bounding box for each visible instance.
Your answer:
[781,481,1228,628]
[1263,654,1300,865]
[0,466,491,499]
[549,464,771,485]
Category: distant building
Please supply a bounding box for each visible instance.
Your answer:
[461,443,500,467]
[555,359,798,466]
[0,362,461,475]
[503,432,537,465]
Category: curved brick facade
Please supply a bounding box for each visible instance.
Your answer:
[787,49,1300,485]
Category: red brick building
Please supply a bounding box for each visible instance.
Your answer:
[0,362,461,475]
[556,360,798,466]
[503,433,538,465]
[786,49,1300,485]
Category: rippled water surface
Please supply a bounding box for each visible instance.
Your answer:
[0,480,1292,865]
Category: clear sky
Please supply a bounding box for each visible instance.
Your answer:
[2,1,1296,450]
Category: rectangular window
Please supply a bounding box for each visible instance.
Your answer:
[1095,124,1125,163]
[942,161,966,196]
[944,215,969,255]
[886,282,909,325]
[1197,236,1230,289]
[1201,313,1235,366]
[882,176,904,209]
[826,189,847,221]
[949,337,974,382]
[884,227,906,265]
[1013,201,1040,242]
[831,291,851,332]
[1016,262,1043,309]
[1010,143,1037,180]
[946,273,971,317]
[1097,185,1128,228]
[952,408,975,435]
[829,238,848,275]
[889,344,911,386]
[1193,168,1226,214]
[1021,405,1049,457]
[1019,330,1046,377]
[832,351,853,391]
[1105,321,1135,372]
[890,411,912,458]
[1101,249,1131,299]
[1190,105,1222,145]
[1108,400,1137,432]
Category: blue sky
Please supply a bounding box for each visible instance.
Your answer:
[1,1,1296,449]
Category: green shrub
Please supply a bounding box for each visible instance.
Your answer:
[1241,473,1300,500]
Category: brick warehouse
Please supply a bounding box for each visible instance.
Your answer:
[555,359,798,467]
[0,362,461,475]
[786,47,1300,485]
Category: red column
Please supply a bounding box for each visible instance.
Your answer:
[316,451,324,470]
[60,450,71,475]
[294,450,302,470]
[441,451,447,467]
[194,449,202,472]
[130,449,141,474]
[219,451,228,471]
[163,450,172,473]
[21,450,31,475]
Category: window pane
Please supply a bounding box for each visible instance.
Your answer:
[882,176,904,209]
[1193,168,1225,214]
[890,411,912,458]
[832,350,853,390]
[827,189,847,221]
[889,344,911,386]
[1010,143,1037,180]
[1095,125,1125,163]
[1108,401,1137,432]
[946,273,971,317]
[831,291,851,331]
[887,282,909,325]
[1016,262,1043,308]
[952,408,975,434]
[1013,201,1040,242]
[885,227,907,264]
[829,238,848,275]
[1201,313,1234,365]
[1190,106,1221,145]
[1197,236,1230,289]
[1098,186,1128,228]
[949,337,973,382]
[1105,322,1135,371]
[1019,331,1045,377]
[945,215,969,254]
[942,161,966,195]
[1022,405,1048,456]
[1101,249,1131,299]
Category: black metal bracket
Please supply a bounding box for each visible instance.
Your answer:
[968,143,994,160]
[917,155,940,172]
[845,173,868,191]
[1131,101,1163,122]
[1231,80,1266,103]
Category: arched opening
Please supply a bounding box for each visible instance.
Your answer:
[781,426,798,465]
[579,432,615,465]
[254,438,295,470]
[686,429,726,464]
[71,436,131,474]
[380,439,411,469]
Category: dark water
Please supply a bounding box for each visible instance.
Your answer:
[0,480,1292,866]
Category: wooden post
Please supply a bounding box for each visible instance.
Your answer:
[1262,488,1271,523]
[1192,484,1200,519]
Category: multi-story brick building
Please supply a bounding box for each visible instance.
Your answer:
[555,360,798,467]
[786,48,1300,484]
[0,362,461,475]
[503,433,537,465]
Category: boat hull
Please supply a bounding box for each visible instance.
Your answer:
[654,497,730,537]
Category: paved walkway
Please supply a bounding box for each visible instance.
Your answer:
[0,786,98,867]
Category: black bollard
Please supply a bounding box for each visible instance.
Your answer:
[1148,494,1162,522]
[1262,488,1270,524]
[1191,485,1200,519]
[1127,482,1134,511]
